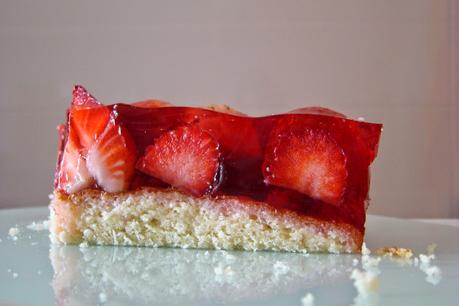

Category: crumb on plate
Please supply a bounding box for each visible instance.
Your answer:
[374,247,413,259]
[8,226,20,238]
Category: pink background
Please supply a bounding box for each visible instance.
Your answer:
[0,0,457,217]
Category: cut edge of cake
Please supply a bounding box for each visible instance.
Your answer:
[49,187,363,253]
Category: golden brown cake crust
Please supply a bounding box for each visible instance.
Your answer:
[50,187,363,253]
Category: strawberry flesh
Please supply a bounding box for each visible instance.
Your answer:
[86,119,137,193]
[70,106,110,149]
[72,85,101,107]
[263,128,347,205]
[56,124,94,193]
[136,125,221,196]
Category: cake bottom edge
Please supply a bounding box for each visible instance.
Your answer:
[49,188,363,254]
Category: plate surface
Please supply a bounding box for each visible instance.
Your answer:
[0,207,458,306]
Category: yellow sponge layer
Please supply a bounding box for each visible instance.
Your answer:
[50,188,362,253]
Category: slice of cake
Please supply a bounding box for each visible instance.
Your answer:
[49,85,382,253]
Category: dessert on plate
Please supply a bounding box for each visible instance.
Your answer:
[49,85,382,253]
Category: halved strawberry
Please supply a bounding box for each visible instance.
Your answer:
[132,99,172,108]
[57,128,94,193]
[86,119,137,193]
[72,85,101,107]
[136,125,221,196]
[262,128,347,205]
[68,85,111,149]
[70,106,110,149]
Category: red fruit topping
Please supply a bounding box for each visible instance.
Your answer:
[136,125,221,196]
[350,121,382,164]
[57,127,94,193]
[263,128,347,205]
[265,188,308,212]
[132,99,172,108]
[70,107,110,149]
[196,115,261,160]
[55,85,383,231]
[86,119,137,193]
[72,85,101,107]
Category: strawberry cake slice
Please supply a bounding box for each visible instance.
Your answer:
[49,85,382,253]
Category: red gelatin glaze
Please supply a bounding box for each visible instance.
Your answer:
[55,86,382,232]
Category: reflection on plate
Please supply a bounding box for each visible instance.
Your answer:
[50,246,356,306]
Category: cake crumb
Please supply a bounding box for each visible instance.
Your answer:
[418,253,442,285]
[374,246,414,267]
[374,247,413,259]
[361,242,371,256]
[419,253,435,264]
[301,292,315,306]
[26,220,50,231]
[8,226,20,238]
[423,265,441,285]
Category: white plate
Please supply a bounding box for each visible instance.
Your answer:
[0,207,458,306]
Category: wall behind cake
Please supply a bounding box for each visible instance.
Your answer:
[0,0,457,218]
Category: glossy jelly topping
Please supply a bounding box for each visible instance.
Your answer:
[55,86,382,230]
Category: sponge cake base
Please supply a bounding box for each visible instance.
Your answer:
[49,188,363,253]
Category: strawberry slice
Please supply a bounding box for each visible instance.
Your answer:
[69,85,110,148]
[86,119,137,193]
[136,125,221,196]
[263,128,347,205]
[72,85,101,107]
[57,127,94,193]
[70,106,110,149]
